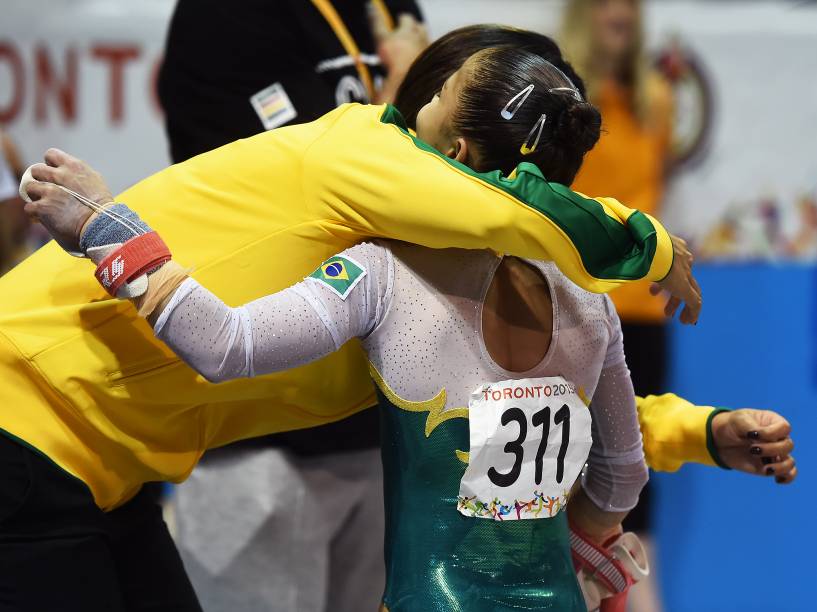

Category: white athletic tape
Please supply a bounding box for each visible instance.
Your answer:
[18,164,35,203]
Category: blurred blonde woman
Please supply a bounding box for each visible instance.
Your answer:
[561,1,675,611]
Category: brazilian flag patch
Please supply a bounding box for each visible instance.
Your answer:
[307,255,366,300]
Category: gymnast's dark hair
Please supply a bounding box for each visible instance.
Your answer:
[454,46,601,184]
[394,25,601,185]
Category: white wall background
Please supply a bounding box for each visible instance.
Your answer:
[0,0,174,193]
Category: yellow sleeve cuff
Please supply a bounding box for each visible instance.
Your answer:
[642,212,674,282]
[637,393,717,472]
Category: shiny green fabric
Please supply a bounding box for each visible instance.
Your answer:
[377,389,585,612]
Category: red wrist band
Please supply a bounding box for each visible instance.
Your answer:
[94,231,172,296]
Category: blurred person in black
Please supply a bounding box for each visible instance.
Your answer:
[157,2,426,610]
[160,0,424,163]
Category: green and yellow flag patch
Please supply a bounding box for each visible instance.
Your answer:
[307,255,366,300]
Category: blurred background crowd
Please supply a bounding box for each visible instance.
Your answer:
[1,1,814,611]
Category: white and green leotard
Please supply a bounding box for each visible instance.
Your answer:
[153,241,648,611]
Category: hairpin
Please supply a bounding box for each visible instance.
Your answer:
[541,59,583,101]
[520,113,547,155]
[549,86,583,102]
[501,84,535,120]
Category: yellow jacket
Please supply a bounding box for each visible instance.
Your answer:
[0,104,709,509]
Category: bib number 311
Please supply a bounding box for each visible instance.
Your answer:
[457,377,592,521]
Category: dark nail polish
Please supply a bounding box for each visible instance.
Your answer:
[750,446,762,455]
[765,467,775,475]
[747,431,760,440]
[762,457,772,465]
[775,476,785,484]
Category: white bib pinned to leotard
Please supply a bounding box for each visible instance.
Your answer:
[457,377,593,521]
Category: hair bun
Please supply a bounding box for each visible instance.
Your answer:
[553,101,601,154]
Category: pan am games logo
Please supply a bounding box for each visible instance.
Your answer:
[308,255,366,300]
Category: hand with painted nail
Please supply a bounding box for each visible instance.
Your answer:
[710,409,796,484]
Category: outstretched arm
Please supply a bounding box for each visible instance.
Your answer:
[151,279,336,383]
[150,240,390,382]
[637,394,796,483]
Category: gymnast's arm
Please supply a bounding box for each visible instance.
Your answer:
[568,302,648,542]
[151,242,390,383]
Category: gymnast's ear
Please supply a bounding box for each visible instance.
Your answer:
[444,137,471,166]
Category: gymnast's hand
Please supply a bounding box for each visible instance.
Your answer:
[652,234,702,325]
[21,148,113,253]
[711,409,796,484]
